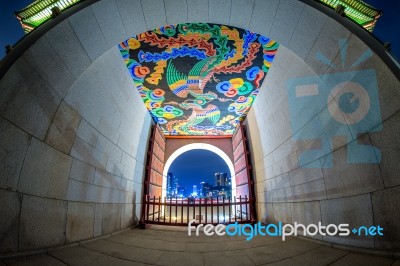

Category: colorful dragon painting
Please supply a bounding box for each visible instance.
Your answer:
[119,23,279,136]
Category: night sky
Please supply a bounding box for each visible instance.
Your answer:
[363,0,400,60]
[168,149,230,189]
[0,1,33,57]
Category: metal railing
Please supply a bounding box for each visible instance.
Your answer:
[141,195,254,226]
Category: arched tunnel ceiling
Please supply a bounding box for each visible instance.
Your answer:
[119,23,279,136]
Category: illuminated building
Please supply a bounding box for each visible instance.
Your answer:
[318,0,382,31]
[166,172,178,197]
[215,172,230,187]
[15,0,382,35]
[15,0,81,33]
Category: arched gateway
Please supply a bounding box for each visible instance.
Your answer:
[140,124,256,226]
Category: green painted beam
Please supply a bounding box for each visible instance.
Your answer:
[15,0,81,33]
[317,0,382,32]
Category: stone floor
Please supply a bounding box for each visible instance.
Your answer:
[1,226,399,266]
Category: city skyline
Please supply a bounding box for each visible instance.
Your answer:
[167,172,232,198]
[168,149,230,191]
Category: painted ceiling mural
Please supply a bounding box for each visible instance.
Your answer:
[119,23,279,136]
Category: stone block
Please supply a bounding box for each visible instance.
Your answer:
[187,0,208,23]
[369,108,400,188]
[305,17,351,74]
[121,203,134,228]
[45,19,92,78]
[322,142,384,198]
[372,186,400,250]
[19,195,67,250]
[204,250,254,266]
[269,0,304,46]
[287,5,327,60]
[18,138,72,200]
[157,251,202,266]
[45,101,81,154]
[263,153,275,170]
[66,179,95,202]
[117,133,134,155]
[66,202,95,243]
[5,255,67,266]
[122,163,135,182]
[94,203,103,237]
[70,159,95,184]
[372,56,400,123]
[287,179,326,202]
[330,253,393,266]
[102,203,122,234]
[272,152,298,177]
[320,194,374,248]
[289,167,324,186]
[0,57,61,140]
[134,162,145,185]
[273,202,292,224]
[121,151,135,167]
[164,0,188,25]
[65,78,102,129]
[82,239,162,264]
[272,139,293,163]
[229,0,255,29]
[116,0,147,37]
[92,0,128,46]
[141,0,167,30]
[279,246,348,266]
[249,0,279,37]
[97,116,121,145]
[76,119,99,147]
[70,137,108,170]
[269,110,292,151]
[50,246,134,266]
[265,202,274,223]
[106,157,125,177]
[291,201,322,240]
[96,134,123,163]
[267,173,291,191]
[68,7,111,61]
[0,117,31,191]
[94,168,124,190]
[23,37,75,98]
[92,185,123,203]
[208,0,231,25]
[0,189,20,252]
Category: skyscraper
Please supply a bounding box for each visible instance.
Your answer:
[192,185,197,196]
[199,182,212,198]
[167,172,179,197]
[215,172,230,186]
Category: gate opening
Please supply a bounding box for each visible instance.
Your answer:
[140,125,256,227]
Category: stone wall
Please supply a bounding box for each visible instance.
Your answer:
[0,15,152,253]
[246,32,400,251]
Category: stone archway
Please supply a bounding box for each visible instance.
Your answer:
[161,143,237,201]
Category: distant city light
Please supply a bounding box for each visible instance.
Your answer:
[317,0,382,32]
